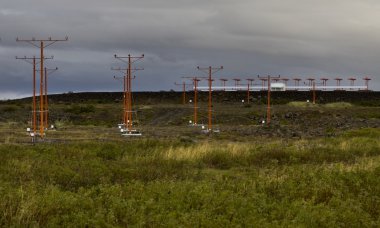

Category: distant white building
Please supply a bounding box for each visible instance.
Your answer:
[271,83,286,91]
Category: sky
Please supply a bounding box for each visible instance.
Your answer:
[0,0,379,99]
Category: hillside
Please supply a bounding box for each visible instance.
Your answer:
[11,90,380,105]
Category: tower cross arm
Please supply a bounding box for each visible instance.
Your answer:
[114,54,144,64]
[16,55,54,65]
[197,66,223,74]
[16,37,68,48]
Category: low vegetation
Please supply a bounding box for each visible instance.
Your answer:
[287,101,353,108]
[324,102,353,108]
[0,92,379,226]
[64,104,96,115]
[0,128,379,226]
[287,101,316,108]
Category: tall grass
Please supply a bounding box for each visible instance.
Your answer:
[0,129,379,226]
[163,130,380,167]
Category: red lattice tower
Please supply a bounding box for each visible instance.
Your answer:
[320,78,329,90]
[348,77,356,91]
[257,75,280,126]
[363,77,371,91]
[281,78,289,87]
[219,78,228,91]
[306,78,315,87]
[233,78,241,90]
[272,78,280,83]
[197,66,224,132]
[16,36,68,139]
[174,81,193,105]
[293,78,302,87]
[246,78,255,86]
[260,78,268,90]
[335,77,343,87]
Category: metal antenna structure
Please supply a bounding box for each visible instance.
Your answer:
[293,78,302,90]
[247,78,255,86]
[272,78,281,83]
[113,54,144,136]
[321,78,329,90]
[258,75,280,126]
[245,78,261,104]
[233,78,241,90]
[112,74,127,124]
[304,80,322,104]
[348,77,356,91]
[363,77,371,91]
[306,78,315,88]
[219,78,228,91]
[16,36,68,139]
[174,81,193,105]
[42,67,58,129]
[244,79,256,104]
[335,77,343,90]
[112,73,136,126]
[15,55,54,139]
[260,78,268,90]
[183,76,204,126]
[312,81,316,104]
[197,66,223,133]
[282,78,289,87]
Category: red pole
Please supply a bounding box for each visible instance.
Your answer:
[208,67,212,131]
[313,81,316,105]
[183,82,186,105]
[44,67,48,129]
[128,55,132,131]
[267,75,271,125]
[123,74,126,125]
[40,41,44,137]
[247,83,250,104]
[33,57,36,134]
[194,79,198,125]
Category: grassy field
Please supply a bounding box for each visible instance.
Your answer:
[0,95,380,226]
[0,128,379,226]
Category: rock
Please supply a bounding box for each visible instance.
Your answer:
[284,112,293,119]
[292,132,300,137]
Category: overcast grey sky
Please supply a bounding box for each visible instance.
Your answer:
[0,0,379,99]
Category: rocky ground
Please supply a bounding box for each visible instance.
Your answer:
[0,91,379,143]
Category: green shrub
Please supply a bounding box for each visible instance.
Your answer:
[324,102,353,108]
[201,150,235,169]
[287,101,315,108]
[1,106,17,112]
[64,105,95,114]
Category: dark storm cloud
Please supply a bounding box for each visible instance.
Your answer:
[0,0,379,98]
